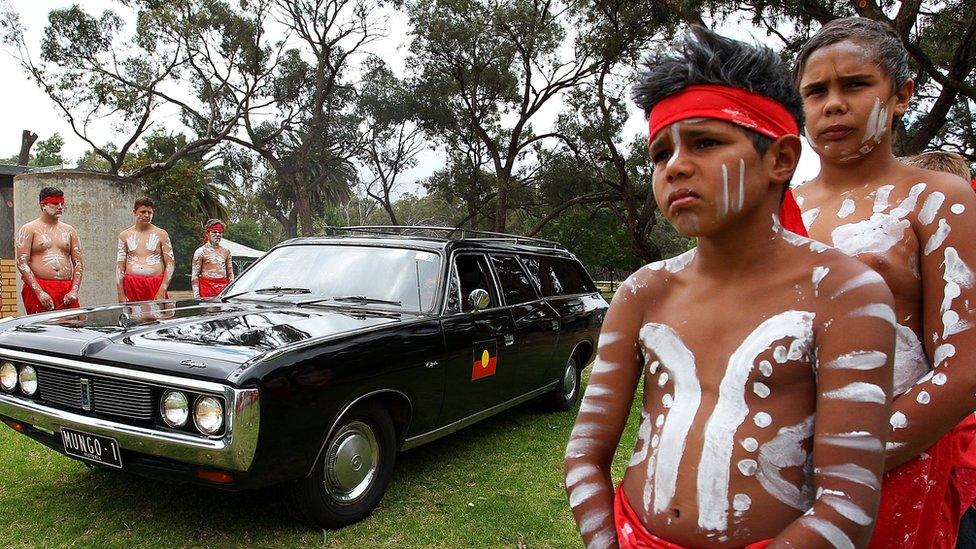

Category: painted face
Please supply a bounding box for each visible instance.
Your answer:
[649,119,770,236]
[207,229,223,245]
[799,40,910,163]
[133,205,154,224]
[40,199,65,217]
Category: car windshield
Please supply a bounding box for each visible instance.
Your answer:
[224,244,442,313]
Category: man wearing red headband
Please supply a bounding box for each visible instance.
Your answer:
[191,219,234,298]
[116,197,175,302]
[14,187,84,314]
[565,27,896,548]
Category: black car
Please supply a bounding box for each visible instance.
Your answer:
[0,226,608,527]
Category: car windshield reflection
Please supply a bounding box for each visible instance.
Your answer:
[222,245,441,313]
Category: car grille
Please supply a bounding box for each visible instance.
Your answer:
[35,367,155,421]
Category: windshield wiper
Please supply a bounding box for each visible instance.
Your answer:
[221,286,312,301]
[299,295,402,307]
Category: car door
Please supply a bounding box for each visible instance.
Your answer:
[439,253,519,422]
[488,254,561,393]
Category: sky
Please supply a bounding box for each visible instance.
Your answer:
[0,1,821,190]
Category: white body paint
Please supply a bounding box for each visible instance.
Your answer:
[696,311,815,531]
[756,415,815,511]
[924,219,951,256]
[812,267,829,296]
[837,198,856,219]
[919,192,945,225]
[821,382,886,404]
[822,350,887,371]
[800,516,855,549]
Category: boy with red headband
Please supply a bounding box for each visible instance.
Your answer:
[116,197,175,302]
[15,187,84,314]
[565,27,896,548]
[191,219,234,298]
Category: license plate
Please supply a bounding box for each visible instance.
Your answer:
[60,428,123,469]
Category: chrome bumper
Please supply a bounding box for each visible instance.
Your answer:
[0,349,260,472]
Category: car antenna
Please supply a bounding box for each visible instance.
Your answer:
[415,259,423,314]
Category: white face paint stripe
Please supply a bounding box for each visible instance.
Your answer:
[822,350,887,371]
[820,433,883,452]
[719,164,730,218]
[924,219,951,255]
[737,158,745,212]
[849,303,896,327]
[815,463,880,491]
[821,382,886,404]
[819,494,872,526]
[919,192,946,225]
[666,124,681,171]
[639,323,702,515]
[799,516,855,549]
[830,271,886,300]
[697,311,815,531]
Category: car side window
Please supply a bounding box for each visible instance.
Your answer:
[544,258,595,295]
[454,254,498,313]
[490,255,539,305]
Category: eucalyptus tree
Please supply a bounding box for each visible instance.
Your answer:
[406,0,602,233]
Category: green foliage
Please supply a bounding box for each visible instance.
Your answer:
[222,218,266,252]
[1,134,65,167]
[537,209,642,278]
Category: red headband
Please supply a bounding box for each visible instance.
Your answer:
[207,224,225,233]
[648,84,807,237]
[648,84,799,142]
[40,196,65,206]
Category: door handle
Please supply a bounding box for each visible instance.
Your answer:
[504,334,515,346]
[551,320,559,331]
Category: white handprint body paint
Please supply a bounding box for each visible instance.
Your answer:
[697,311,815,531]
[924,219,951,256]
[126,233,139,252]
[756,415,815,511]
[146,233,160,252]
[837,198,856,219]
[940,248,974,340]
[830,183,925,256]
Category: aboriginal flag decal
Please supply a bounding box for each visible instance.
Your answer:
[471,340,498,380]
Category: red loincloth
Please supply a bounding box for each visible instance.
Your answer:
[198,277,228,298]
[614,485,771,549]
[122,273,166,302]
[21,278,79,315]
[869,416,976,549]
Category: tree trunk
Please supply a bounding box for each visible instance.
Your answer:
[19,130,38,166]
[495,178,509,233]
[293,168,315,236]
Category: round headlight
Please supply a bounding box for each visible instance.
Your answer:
[18,365,37,396]
[160,391,189,427]
[193,396,224,435]
[0,362,17,392]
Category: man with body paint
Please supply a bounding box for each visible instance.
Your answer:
[792,17,976,549]
[565,27,897,549]
[15,187,84,315]
[116,197,176,302]
[191,219,234,298]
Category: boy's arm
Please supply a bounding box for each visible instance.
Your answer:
[65,228,83,304]
[157,230,176,299]
[564,273,647,548]
[116,235,128,303]
[190,248,202,298]
[884,180,976,468]
[15,226,53,310]
[773,264,895,548]
[225,249,234,282]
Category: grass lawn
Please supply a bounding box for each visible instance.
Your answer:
[0,371,642,548]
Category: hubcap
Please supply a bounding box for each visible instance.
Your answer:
[324,421,379,504]
[562,360,578,400]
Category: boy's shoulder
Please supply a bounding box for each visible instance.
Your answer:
[780,231,893,307]
[617,248,697,301]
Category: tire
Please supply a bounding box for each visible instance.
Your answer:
[544,354,581,412]
[290,401,397,529]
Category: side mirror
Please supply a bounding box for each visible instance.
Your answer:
[468,289,490,311]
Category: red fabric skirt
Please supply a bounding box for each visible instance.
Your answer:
[869,416,976,549]
[198,277,228,298]
[21,278,79,314]
[122,273,165,302]
[614,485,771,549]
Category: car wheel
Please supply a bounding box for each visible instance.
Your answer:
[544,354,581,412]
[290,401,397,529]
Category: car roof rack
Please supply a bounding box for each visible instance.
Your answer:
[325,225,566,250]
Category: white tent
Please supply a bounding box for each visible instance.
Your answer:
[221,238,265,259]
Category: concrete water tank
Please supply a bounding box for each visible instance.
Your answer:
[13,170,142,314]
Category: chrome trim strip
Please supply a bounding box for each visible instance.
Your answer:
[0,348,229,394]
[0,387,260,471]
[305,389,413,477]
[400,382,558,451]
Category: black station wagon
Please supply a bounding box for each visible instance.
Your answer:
[0,226,608,527]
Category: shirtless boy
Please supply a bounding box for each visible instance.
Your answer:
[792,17,976,548]
[565,28,896,548]
[191,219,234,298]
[116,197,175,302]
[15,187,84,314]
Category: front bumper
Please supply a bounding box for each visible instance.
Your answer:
[0,348,260,472]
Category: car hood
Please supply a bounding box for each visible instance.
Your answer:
[0,299,407,381]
